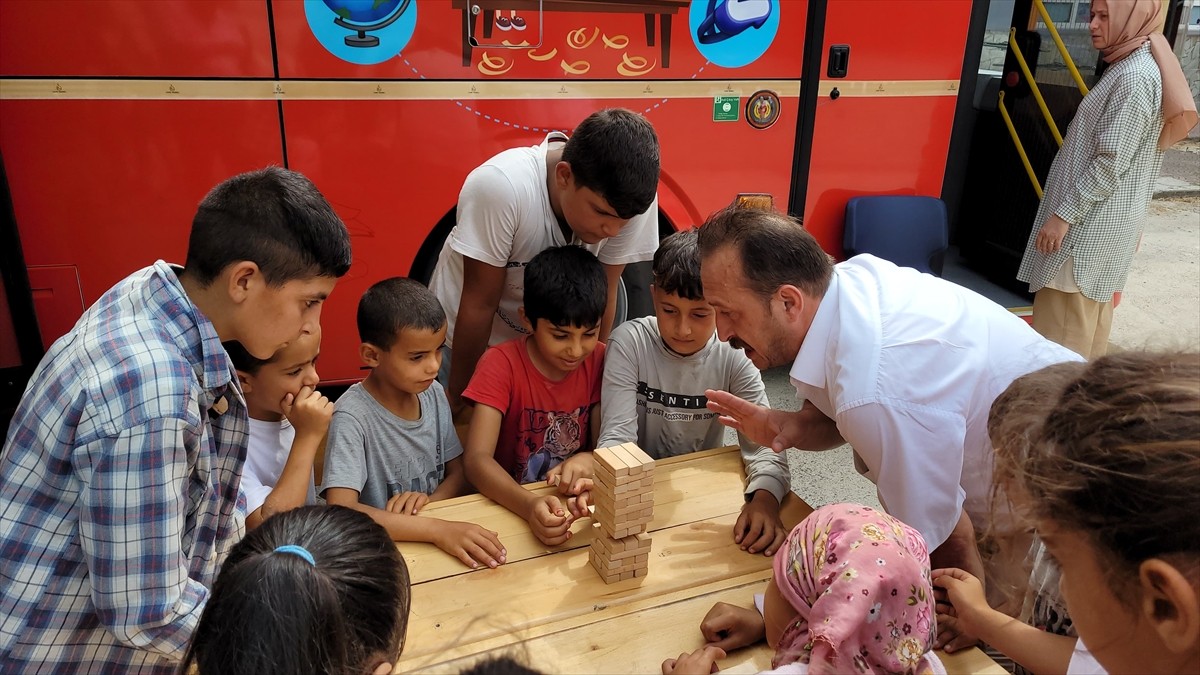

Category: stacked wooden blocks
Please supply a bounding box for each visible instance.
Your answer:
[589,443,655,583]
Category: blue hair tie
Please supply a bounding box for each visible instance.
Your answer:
[273,544,316,566]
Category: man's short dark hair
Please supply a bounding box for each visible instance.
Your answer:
[357,277,446,350]
[523,246,606,329]
[652,229,703,301]
[562,108,659,220]
[185,167,352,287]
[696,205,833,301]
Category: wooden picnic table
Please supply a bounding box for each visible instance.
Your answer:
[394,446,1005,673]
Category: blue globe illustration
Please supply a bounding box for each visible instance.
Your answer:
[321,0,402,24]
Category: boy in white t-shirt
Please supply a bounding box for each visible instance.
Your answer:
[226,327,331,530]
[429,108,661,422]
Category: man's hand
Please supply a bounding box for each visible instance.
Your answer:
[386,491,430,515]
[430,520,507,569]
[281,385,334,440]
[700,601,765,652]
[706,390,840,452]
[932,568,995,653]
[546,453,594,495]
[734,491,787,556]
[527,494,575,546]
[1036,214,1070,255]
[661,646,725,675]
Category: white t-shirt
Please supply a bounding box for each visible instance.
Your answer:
[244,418,317,515]
[1067,638,1106,674]
[428,132,660,347]
[789,255,1081,548]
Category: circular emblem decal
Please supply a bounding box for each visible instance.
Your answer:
[746,90,780,129]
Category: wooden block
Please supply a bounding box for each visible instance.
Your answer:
[593,446,625,475]
[635,553,648,564]
[633,566,647,578]
[621,443,656,471]
[634,532,652,550]
[610,444,643,475]
[639,490,655,503]
[620,570,635,581]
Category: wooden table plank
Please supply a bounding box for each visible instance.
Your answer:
[405,576,1007,675]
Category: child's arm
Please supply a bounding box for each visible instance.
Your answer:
[728,358,790,556]
[447,258,506,415]
[464,403,575,546]
[596,327,639,449]
[248,386,332,529]
[933,568,1077,674]
[430,455,469,501]
[324,487,505,568]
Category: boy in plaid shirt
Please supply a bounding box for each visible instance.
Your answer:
[0,167,351,673]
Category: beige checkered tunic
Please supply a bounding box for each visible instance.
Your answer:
[1018,43,1164,302]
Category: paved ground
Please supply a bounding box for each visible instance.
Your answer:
[758,148,1200,509]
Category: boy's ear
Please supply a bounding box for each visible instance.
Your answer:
[1139,558,1200,655]
[360,342,382,369]
[554,161,573,189]
[517,306,533,333]
[235,369,253,394]
[225,261,262,304]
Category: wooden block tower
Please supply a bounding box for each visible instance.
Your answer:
[589,443,655,583]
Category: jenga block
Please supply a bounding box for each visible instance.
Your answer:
[608,444,643,475]
[590,451,619,482]
[621,443,656,471]
[633,567,647,578]
[639,490,654,503]
[620,570,635,580]
[635,553,648,564]
[593,447,623,478]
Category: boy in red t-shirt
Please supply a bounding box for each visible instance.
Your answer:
[463,245,606,546]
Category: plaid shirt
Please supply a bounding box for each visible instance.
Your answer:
[0,261,247,674]
[1018,43,1165,302]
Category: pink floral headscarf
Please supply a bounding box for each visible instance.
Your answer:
[771,503,937,674]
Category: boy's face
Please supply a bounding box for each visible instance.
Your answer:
[239,328,322,420]
[364,325,446,396]
[236,270,337,360]
[523,313,600,381]
[556,166,631,245]
[652,286,716,356]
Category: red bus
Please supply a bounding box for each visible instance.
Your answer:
[0,0,978,412]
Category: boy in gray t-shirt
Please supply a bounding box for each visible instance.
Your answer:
[323,278,507,570]
[597,230,791,556]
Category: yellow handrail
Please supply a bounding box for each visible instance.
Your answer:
[998,91,1044,199]
[1033,0,1090,96]
[1009,28,1064,147]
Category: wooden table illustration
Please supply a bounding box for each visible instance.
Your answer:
[452,0,690,67]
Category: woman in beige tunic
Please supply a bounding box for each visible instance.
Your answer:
[1017,0,1198,359]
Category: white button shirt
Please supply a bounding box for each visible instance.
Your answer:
[790,255,1080,548]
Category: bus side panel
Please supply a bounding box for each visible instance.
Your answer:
[804,0,972,255]
[805,97,960,256]
[0,0,273,77]
[0,100,284,342]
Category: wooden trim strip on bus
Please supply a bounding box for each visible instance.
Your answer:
[0,78,960,101]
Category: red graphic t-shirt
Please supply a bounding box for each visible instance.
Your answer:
[464,337,605,483]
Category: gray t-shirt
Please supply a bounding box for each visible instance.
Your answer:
[598,317,790,502]
[322,381,463,510]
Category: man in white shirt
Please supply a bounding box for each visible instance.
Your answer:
[429,108,661,418]
[695,205,1080,598]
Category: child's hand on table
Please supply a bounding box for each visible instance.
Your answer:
[700,601,766,652]
[432,521,506,569]
[662,645,725,674]
[386,491,429,515]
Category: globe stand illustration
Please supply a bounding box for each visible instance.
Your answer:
[324,0,412,48]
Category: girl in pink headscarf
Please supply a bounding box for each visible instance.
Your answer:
[662,503,945,674]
